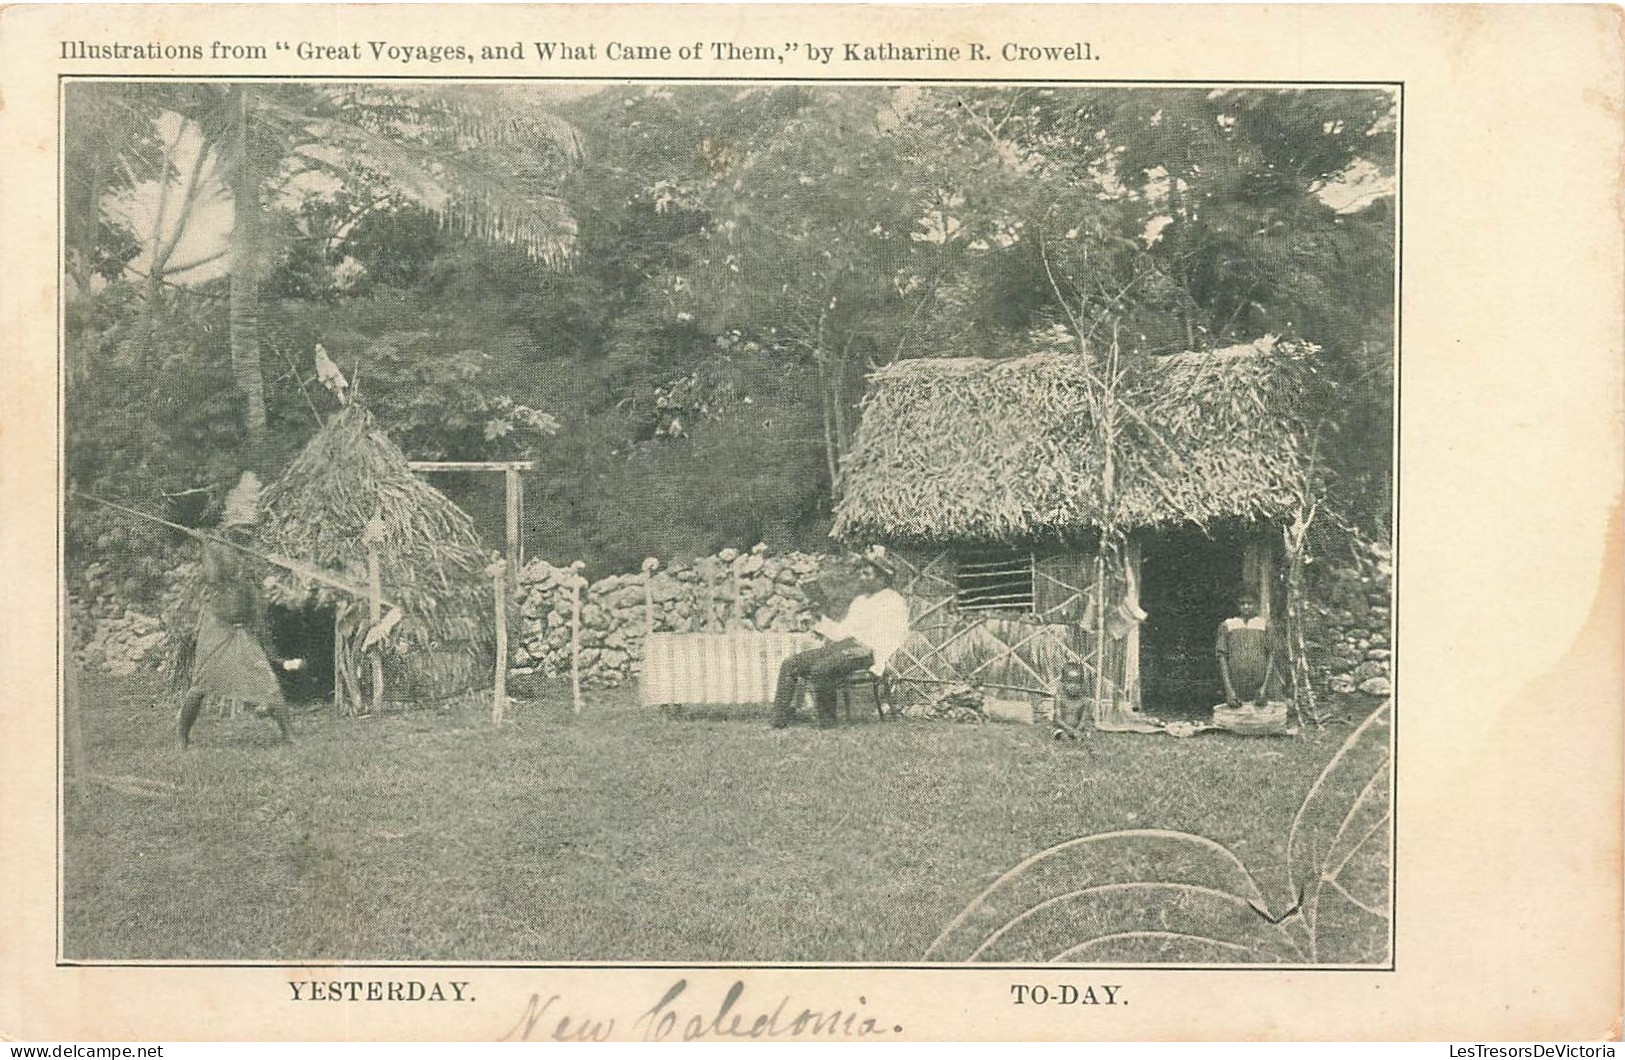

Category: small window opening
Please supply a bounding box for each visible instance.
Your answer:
[955,548,1035,613]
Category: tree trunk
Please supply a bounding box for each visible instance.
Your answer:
[815,355,840,494]
[227,84,269,466]
[830,338,856,469]
[140,271,165,369]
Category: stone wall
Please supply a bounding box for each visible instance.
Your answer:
[512,545,834,688]
[69,538,1396,709]
[1307,540,1393,698]
[71,560,198,677]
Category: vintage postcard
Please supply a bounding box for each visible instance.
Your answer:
[1,2,1619,1043]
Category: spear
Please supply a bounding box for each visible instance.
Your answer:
[70,489,401,611]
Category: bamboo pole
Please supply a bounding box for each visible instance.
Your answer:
[366,543,384,714]
[1089,332,1121,726]
[71,490,400,608]
[1091,549,1109,725]
[332,612,343,716]
[1282,519,1319,731]
[1123,537,1143,711]
[492,562,507,726]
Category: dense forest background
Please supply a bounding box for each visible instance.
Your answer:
[64,83,1395,596]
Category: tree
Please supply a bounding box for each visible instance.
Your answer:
[912,86,1397,536]
[67,83,583,463]
[617,86,1025,491]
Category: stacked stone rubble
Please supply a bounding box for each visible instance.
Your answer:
[512,544,831,688]
[70,560,198,677]
[1309,541,1393,698]
[70,537,1396,706]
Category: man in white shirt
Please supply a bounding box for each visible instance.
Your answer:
[771,556,910,728]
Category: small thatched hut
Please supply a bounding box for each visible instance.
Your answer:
[831,337,1317,724]
[259,404,493,709]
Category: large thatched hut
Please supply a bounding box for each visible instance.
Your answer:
[831,337,1317,724]
[259,404,493,710]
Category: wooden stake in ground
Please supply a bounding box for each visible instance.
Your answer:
[730,554,743,626]
[702,565,717,632]
[504,465,522,576]
[1091,547,1109,724]
[332,612,343,716]
[488,558,508,726]
[365,536,384,714]
[569,560,585,714]
[642,557,658,643]
[1282,518,1319,732]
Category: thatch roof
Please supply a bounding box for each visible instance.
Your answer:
[259,405,492,689]
[832,338,1314,542]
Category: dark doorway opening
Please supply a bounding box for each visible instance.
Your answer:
[1138,526,1246,717]
[268,603,335,705]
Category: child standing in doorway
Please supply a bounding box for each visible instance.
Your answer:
[1216,589,1283,709]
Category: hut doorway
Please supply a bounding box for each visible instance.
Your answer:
[1137,528,1245,717]
[268,603,336,705]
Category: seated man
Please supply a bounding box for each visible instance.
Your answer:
[771,554,909,728]
[1216,588,1285,709]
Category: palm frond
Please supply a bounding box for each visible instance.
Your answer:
[425,154,578,264]
[925,828,1302,963]
[388,84,585,160]
[263,89,579,263]
[926,703,1393,966]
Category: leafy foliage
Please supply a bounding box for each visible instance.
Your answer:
[67,84,1394,588]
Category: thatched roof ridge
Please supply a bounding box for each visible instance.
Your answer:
[832,337,1313,542]
[259,405,492,668]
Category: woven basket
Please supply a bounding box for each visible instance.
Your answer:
[1211,700,1291,735]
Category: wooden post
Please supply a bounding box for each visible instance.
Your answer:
[1091,547,1109,726]
[1123,537,1143,712]
[1258,537,1275,623]
[1282,520,1318,732]
[332,612,343,716]
[642,558,658,642]
[492,562,508,726]
[504,466,521,577]
[570,565,584,715]
[703,567,717,632]
[406,459,532,576]
[731,565,743,628]
[367,543,384,714]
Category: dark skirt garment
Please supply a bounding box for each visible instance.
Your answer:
[189,610,285,706]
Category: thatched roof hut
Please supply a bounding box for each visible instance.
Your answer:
[830,337,1318,726]
[832,337,1313,543]
[259,404,493,705]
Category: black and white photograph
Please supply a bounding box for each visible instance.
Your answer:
[58,77,1400,968]
[6,1,1622,1045]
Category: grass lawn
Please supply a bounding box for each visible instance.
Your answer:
[63,667,1365,963]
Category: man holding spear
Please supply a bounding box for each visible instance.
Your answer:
[175,471,294,747]
[76,468,405,746]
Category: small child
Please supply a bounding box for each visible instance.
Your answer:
[1216,590,1282,709]
[1051,662,1089,741]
